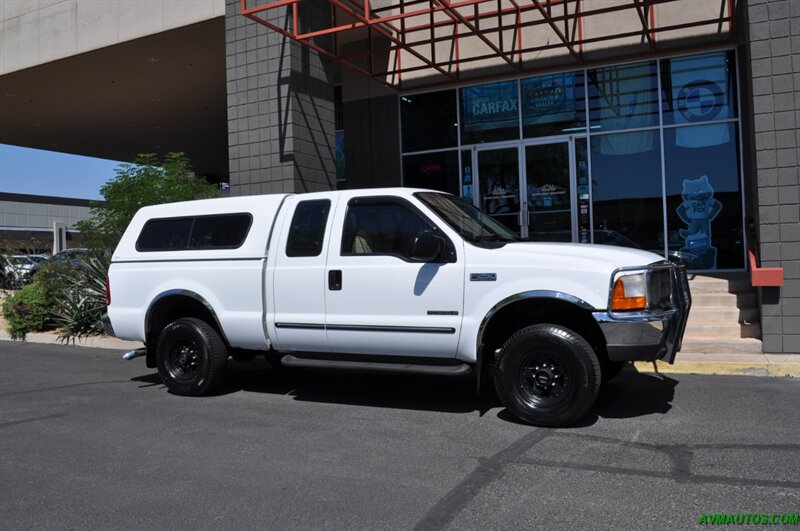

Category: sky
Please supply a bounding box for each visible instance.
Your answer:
[0,144,123,200]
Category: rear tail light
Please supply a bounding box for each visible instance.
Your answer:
[105,276,111,306]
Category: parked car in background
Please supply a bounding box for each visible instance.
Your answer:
[29,248,89,277]
[1,255,47,287]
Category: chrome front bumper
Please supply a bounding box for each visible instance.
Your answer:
[593,264,691,364]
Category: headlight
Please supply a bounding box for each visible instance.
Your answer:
[611,271,648,311]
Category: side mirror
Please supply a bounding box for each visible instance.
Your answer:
[410,233,445,262]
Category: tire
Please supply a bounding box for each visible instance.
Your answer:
[493,324,601,427]
[600,360,626,384]
[156,317,228,396]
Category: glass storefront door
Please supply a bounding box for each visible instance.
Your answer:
[524,141,575,242]
[476,147,522,235]
[474,139,579,240]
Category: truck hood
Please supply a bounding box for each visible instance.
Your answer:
[497,242,665,273]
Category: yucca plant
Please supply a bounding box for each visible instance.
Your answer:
[52,253,110,343]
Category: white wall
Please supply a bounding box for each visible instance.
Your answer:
[1,0,225,75]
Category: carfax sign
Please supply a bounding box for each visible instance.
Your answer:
[461,81,518,133]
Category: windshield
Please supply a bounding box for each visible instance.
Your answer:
[415,192,520,247]
[10,256,32,266]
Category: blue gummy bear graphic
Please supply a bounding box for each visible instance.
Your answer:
[676,175,722,269]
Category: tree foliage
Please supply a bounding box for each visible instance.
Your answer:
[76,153,218,253]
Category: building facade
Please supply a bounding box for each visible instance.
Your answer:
[0,192,90,252]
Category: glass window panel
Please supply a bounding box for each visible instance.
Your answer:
[522,71,586,137]
[136,218,192,252]
[189,214,252,250]
[525,142,572,242]
[286,200,331,258]
[478,147,520,234]
[401,90,458,152]
[662,51,737,126]
[664,123,743,270]
[588,61,659,132]
[342,202,435,258]
[460,80,520,144]
[591,131,664,253]
[403,151,460,196]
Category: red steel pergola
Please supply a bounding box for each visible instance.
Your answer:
[241,0,736,90]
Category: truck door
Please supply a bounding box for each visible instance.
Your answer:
[324,195,465,358]
[269,195,337,352]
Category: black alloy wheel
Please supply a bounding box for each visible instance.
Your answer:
[518,354,572,409]
[166,339,202,382]
[494,324,600,427]
[156,317,228,396]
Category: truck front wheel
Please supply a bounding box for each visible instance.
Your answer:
[494,324,601,427]
[156,317,228,396]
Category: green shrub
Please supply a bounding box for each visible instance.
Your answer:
[30,259,71,299]
[2,282,56,340]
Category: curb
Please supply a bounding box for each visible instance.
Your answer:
[634,360,800,378]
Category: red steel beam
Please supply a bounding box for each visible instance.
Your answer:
[326,0,458,81]
[400,0,682,36]
[339,1,725,67]
[368,12,734,77]
[530,0,579,62]
[242,0,732,90]
[242,10,397,90]
[292,0,684,45]
[432,0,519,71]
[394,38,734,92]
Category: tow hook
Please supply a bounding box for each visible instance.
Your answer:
[122,348,147,361]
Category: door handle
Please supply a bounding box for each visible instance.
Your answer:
[329,270,342,291]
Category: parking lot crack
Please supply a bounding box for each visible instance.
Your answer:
[413,429,551,531]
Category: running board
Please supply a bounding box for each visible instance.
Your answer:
[280,355,471,376]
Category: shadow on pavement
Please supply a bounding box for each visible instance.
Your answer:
[131,361,678,423]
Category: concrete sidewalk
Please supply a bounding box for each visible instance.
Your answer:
[2,328,798,377]
[0,329,142,350]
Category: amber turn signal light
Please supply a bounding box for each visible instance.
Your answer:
[611,277,646,311]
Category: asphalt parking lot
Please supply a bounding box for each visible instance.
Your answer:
[1,340,799,530]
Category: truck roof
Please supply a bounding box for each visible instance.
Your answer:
[112,188,445,262]
[133,187,442,218]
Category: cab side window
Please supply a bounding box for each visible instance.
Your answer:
[341,200,435,260]
[286,200,331,257]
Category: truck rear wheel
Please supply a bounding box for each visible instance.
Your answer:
[156,317,228,396]
[494,324,600,427]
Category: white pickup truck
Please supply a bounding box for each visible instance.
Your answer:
[106,188,690,426]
